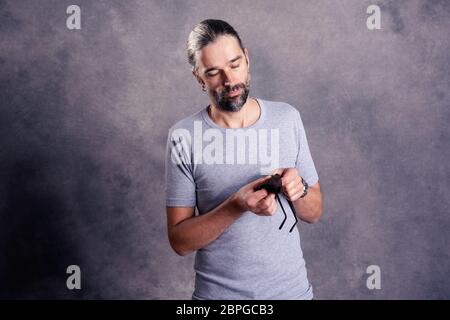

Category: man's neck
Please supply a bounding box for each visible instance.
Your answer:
[208,98,260,129]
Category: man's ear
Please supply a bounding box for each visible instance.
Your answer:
[192,69,205,87]
[244,48,250,69]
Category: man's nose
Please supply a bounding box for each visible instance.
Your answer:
[222,68,237,87]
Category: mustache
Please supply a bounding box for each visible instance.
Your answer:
[221,83,247,95]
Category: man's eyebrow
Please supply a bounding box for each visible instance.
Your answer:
[229,55,242,64]
[204,55,243,74]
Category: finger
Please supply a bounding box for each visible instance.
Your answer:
[250,175,272,189]
[270,198,278,214]
[252,189,269,202]
[285,167,299,177]
[256,200,270,212]
[257,198,276,215]
[284,179,300,191]
[289,192,302,202]
[254,200,271,215]
[272,168,285,176]
[257,192,275,208]
[282,172,300,183]
[262,193,275,201]
[260,197,276,215]
[284,184,302,199]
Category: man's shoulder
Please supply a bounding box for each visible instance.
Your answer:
[260,98,301,120]
[168,108,204,132]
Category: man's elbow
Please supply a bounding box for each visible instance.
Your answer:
[172,245,190,256]
[306,215,320,224]
[168,235,191,256]
[309,191,324,224]
[304,207,323,224]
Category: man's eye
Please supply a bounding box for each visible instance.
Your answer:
[207,72,219,77]
[231,64,240,69]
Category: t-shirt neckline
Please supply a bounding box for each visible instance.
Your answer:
[201,98,265,130]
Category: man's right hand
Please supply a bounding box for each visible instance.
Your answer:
[231,176,278,216]
[167,176,279,256]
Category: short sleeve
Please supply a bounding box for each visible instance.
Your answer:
[295,111,319,186]
[165,127,196,207]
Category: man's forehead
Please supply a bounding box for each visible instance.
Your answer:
[196,35,243,69]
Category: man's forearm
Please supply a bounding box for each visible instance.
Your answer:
[169,195,244,256]
[292,186,323,224]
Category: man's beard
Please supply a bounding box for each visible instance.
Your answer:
[209,80,250,113]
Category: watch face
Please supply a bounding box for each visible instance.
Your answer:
[300,177,308,198]
[302,177,308,189]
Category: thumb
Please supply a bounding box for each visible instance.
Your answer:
[249,175,271,188]
[272,168,286,176]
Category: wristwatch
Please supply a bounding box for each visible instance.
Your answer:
[300,177,309,198]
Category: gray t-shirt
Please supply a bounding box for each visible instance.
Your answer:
[165,98,319,300]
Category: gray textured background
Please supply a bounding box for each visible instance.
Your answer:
[0,0,449,299]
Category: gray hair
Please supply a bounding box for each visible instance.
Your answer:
[186,19,245,69]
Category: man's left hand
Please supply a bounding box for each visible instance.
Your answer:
[272,168,305,202]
